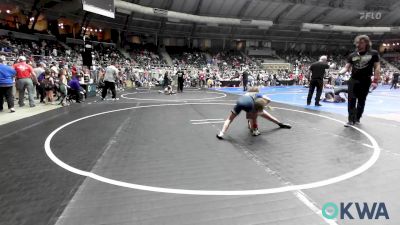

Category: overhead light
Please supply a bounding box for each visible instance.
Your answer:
[6,10,11,14]
[393,43,396,46]
[94,29,97,32]
[82,27,86,30]
[99,29,102,32]
[383,43,386,46]
[90,29,93,32]
[397,43,399,45]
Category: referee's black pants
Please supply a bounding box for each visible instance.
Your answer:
[347,78,371,122]
[177,78,184,92]
[390,79,398,89]
[102,81,116,99]
[307,79,323,105]
[243,80,248,91]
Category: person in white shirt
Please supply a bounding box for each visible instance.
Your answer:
[101,63,119,100]
[50,62,59,75]
[33,62,46,102]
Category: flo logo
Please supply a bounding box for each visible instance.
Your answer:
[322,202,389,220]
[359,12,382,20]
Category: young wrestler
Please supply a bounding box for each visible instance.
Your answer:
[158,85,175,95]
[216,87,291,139]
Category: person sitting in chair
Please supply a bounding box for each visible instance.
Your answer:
[68,76,82,103]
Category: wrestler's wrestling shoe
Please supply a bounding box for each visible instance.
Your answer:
[278,123,292,129]
[216,131,224,139]
[252,129,261,136]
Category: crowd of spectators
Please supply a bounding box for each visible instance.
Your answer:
[128,44,166,68]
[0,35,65,59]
[169,47,207,69]
[210,51,243,69]
[381,52,400,71]
[0,33,133,113]
[2,31,400,113]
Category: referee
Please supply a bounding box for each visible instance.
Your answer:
[242,68,249,92]
[339,35,380,127]
[176,68,184,93]
[307,55,335,106]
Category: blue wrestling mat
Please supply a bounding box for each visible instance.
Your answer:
[212,85,400,117]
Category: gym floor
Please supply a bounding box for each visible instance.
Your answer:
[0,87,399,225]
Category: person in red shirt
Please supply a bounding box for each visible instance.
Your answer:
[198,71,206,88]
[298,73,304,85]
[13,56,36,107]
[71,65,77,77]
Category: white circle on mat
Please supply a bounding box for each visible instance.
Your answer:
[44,103,381,195]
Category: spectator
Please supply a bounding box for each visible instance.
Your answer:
[13,56,37,107]
[58,69,68,106]
[36,67,46,103]
[50,61,59,74]
[101,62,119,100]
[41,69,55,104]
[163,71,170,88]
[199,70,206,88]
[68,76,82,103]
[0,55,16,112]
[33,62,46,101]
